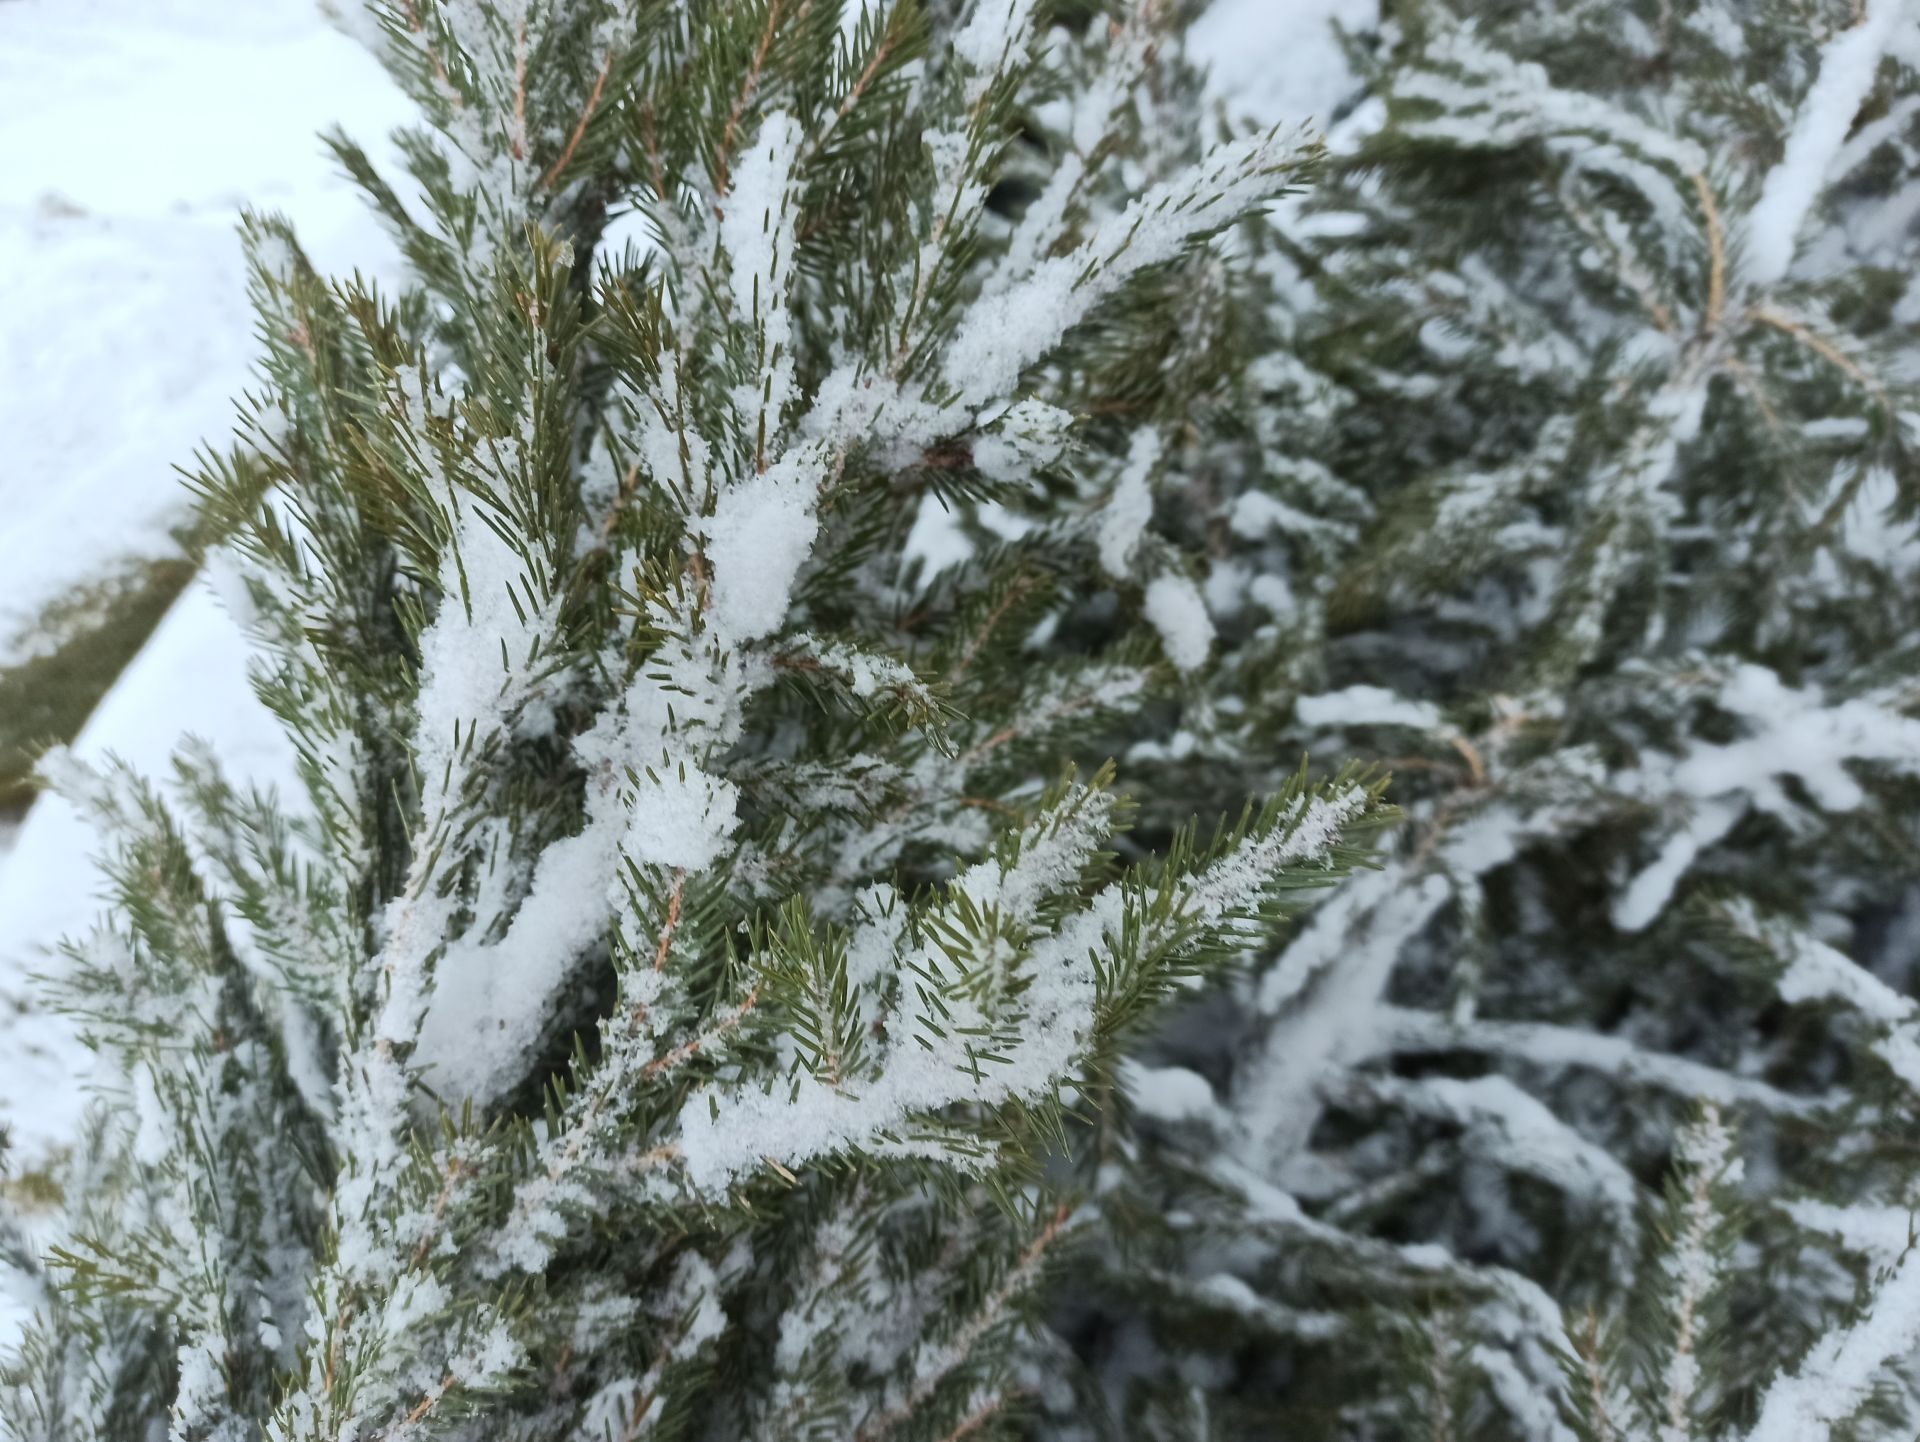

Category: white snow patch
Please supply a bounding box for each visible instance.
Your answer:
[1612,798,1741,932]
[1096,431,1160,579]
[1743,0,1904,289]
[1191,0,1377,127]
[1119,1060,1221,1125]
[0,0,412,666]
[1143,573,1215,674]
[1295,686,1443,732]
[705,460,820,646]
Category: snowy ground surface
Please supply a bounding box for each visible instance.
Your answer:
[0,0,1366,1365]
[0,0,413,671]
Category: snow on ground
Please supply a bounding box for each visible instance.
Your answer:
[0,0,413,669]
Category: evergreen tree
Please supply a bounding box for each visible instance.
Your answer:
[0,3,1385,1440]
[1055,1,1920,1438]
[16,0,1920,1438]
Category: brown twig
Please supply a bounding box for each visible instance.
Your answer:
[960,686,1104,765]
[806,23,900,162]
[541,50,616,189]
[956,796,1019,815]
[1560,184,1674,335]
[640,101,670,203]
[1724,353,1783,438]
[1750,306,1885,400]
[400,1373,458,1429]
[953,572,1036,681]
[409,1155,475,1270]
[322,1297,355,1397]
[641,986,759,1080]
[652,871,686,972]
[1573,1311,1621,1442]
[713,0,792,205]
[1446,734,1487,788]
[511,18,529,161]
[1692,172,1725,335]
[936,1394,1014,1442]
[398,0,457,98]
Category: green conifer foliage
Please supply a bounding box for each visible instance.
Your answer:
[0,3,1385,1440]
[19,0,1920,1437]
[1057,1,1920,1438]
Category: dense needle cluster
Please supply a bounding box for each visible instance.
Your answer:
[8,1,1920,1441]
[1053,1,1920,1438]
[1,2,1381,1439]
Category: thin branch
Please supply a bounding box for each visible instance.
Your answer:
[541,49,616,189]
[641,986,760,1081]
[1573,1311,1621,1442]
[953,572,1037,681]
[510,18,529,161]
[855,1204,1073,1442]
[713,0,793,205]
[1750,307,1887,403]
[653,871,686,973]
[393,1372,457,1433]
[936,1393,1015,1442]
[1692,172,1726,335]
[398,0,458,98]
[409,1155,476,1270]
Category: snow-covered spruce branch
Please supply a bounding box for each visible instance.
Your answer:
[1075,0,1920,1430]
[16,0,1920,1436]
[674,770,1378,1194]
[0,4,1372,1440]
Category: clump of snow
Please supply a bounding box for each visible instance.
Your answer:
[1363,1072,1640,1233]
[1742,0,1904,289]
[943,126,1318,408]
[722,112,804,427]
[1096,431,1160,579]
[676,784,1367,1194]
[1674,663,1920,814]
[1744,1241,1920,1442]
[722,112,803,343]
[1294,685,1442,732]
[1734,898,1920,1094]
[404,379,558,805]
[1143,573,1214,674]
[793,635,937,715]
[1190,0,1377,127]
[951,0,1039,103]
[620,765,741,873]
[1381,1007,1831,1117]
[1119,1060,1221,1125]
[1611,798,1741,933]
[972,398,1076,486]
[1230,490,1350,543]
[1782,1199,1916,1262]
[1602,664,1920,933]
[705,457,820,647]
[1657,1104,1739,1438]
